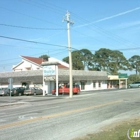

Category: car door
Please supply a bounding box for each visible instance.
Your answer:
[36,88,40,94]
[136,82,140,87]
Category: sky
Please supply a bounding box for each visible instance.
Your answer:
[0,0,140,73]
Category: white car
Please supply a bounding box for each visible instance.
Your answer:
[24,88,43,95]
[128,82,140,88]
[0,88,10,96]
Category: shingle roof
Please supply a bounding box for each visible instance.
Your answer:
[0,69,108,83]
[20,56,68,69]
[21,56,45,65]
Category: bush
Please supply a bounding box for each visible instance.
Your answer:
[128,74,140,84]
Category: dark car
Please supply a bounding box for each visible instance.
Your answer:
[11,87,25,96]
[0,88,10,96]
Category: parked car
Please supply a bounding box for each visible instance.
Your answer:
[128,82,140,88]
[11,87,25,96]
[52,84,80,95]
[24,87,43,95]
[0,88,10,96]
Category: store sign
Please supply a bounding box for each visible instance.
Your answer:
[119,73,128,78]
[43,65,56,76]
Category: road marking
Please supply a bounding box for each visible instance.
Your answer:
[18,113,38,120]
[0,100,122,130]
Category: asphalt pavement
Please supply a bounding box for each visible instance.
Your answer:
[0,88,139,140]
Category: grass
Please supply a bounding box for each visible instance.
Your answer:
[74,117,140,140]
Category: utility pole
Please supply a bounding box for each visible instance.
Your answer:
[64,11,74,98]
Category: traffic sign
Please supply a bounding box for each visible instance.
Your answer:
[8,78,13,89]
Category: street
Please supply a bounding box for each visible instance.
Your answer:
[0,89,140,140]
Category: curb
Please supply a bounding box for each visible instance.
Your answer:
[0,102,25,107]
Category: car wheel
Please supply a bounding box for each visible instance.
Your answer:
[34,92,36,96]
[77,90,80,94]
[128,85,131,88]
[18,93,22,96]
[138,85,140,88]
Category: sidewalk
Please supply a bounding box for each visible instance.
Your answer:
[0,102,26,107]
[0,94,69,107]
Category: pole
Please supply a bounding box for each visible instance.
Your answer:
[55,65,58,96]
[126,78,127,89]
[64,11,74,98]
[43,67,45,96]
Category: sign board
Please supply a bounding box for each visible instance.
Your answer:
[43,65,56,76]
[8,78,13,89]
[119,73,128,78]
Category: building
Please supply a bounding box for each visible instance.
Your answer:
[0,56,109,94]
[12,56,69,71]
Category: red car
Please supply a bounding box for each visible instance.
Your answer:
[52,84,80,94]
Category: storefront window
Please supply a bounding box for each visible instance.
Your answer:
[81,81,85,90]
[99,82,101,88]
[93,82,96,88]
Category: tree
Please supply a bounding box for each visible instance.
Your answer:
[128,55,140,75]
[80,49,93,70]
[39,55,49,61]
[128,74,140,84]
[93,48,130,74]
[63,50,84,70]
[109,50,130,74]
[92,48,112,72]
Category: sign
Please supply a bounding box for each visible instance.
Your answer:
[8,78,13,89]
[43,65,56,76]
[119,73,128,78]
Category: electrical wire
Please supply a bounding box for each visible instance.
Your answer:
[0,23,66,30]
[0,35,139,55]
[20,0,65,15]
[27,0,139,50]
[0,1,139,68]
[0,35,68,48]
[71,12,139,49]
[0,49,68,66]
[1,0,132,51]
[0,6,63,27]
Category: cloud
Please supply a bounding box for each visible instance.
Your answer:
[117,21,140,29]
[75,7,140,28]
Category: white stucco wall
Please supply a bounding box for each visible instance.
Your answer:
[0,80,107,93]
[80,81,107,91]
[13,60,42,71]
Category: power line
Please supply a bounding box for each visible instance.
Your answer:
[0,6,62,27]
[37,1,139,50]
[1,0,135,51]
[20,0,65,15]
[0,46,67,62]
[0,35,68,48]
[0,35,139,54]
[71,12,140,49]
[0,23,66,30]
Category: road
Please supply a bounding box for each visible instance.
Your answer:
[0,89,140,140]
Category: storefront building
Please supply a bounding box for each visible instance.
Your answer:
[0,69,108,94]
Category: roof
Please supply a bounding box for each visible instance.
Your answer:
[13,56,69,70]
[0,69,108,83]
[21,56,45,65]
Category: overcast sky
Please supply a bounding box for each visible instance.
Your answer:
[0,0,140,72]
